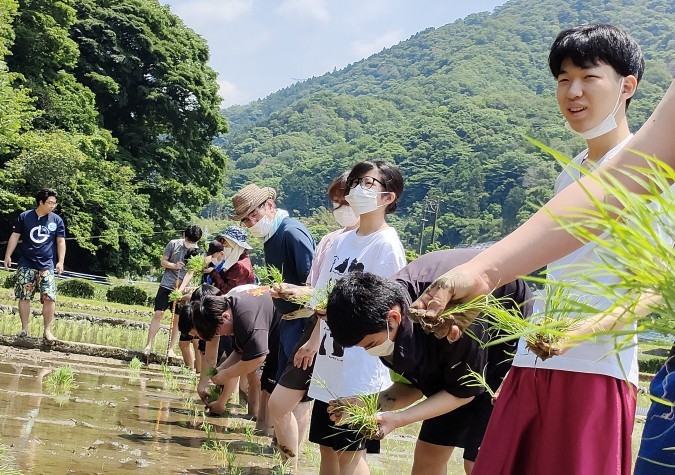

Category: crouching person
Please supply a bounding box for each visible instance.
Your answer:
[192,287,281,434]
[326,249,532,475]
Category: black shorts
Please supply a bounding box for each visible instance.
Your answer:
[418,392,494,461]
[260,348,279,394]
[308,400,380,454]
[278,316,316,402]
[154,286,173,312]
[179,333,199,342]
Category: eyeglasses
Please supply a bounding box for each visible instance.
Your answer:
[347,175,385,190]
[241,202,266,225]
[45,200,57,206]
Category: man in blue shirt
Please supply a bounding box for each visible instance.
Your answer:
[4,188,66,342]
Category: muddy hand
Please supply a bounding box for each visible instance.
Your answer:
[526,341,555,361]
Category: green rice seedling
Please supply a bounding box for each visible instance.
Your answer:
[128,357,142,372]
[255,264,283,287]
[313,379,381,441]
[272,458,293,475]
[205,366,219,377]
[330,392,381,440]
[244,424,255,443]
[44,366,78,393]
[286,283,334,311]
[459,366,495,398]
[0,443,22,475]
[168,289,183,303]
[206,385,222,404]
[186,254,207,274]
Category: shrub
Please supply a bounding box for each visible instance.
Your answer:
[2,273,17,289]
[639,357,667,375]
[58,279,96,299]
[106,285,148,306]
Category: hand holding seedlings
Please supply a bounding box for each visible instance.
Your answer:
[327,394,383,441]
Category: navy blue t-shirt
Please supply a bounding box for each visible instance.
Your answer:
[11,210,66,270]
[263,217,315,315]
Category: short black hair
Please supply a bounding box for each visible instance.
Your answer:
[346,161,404,214]
[326,272,407,347]
[184,224,203,243]
[184,247,203,260]
[35,188,57,206]
[191,294,230,341]
[549,24,644,108]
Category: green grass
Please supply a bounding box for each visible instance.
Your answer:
[44,366,78,393]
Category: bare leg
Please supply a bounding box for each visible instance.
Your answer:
[41,298,56,341]
[319,445,340,475]
[179,340,194,369]
[167,313,179,358]
[192,339,202,373]
[337,449,369,475]
[268,385,306,471]
[18,299,30,335]
[295,401,311,449]
[256,390,273,434]
[144,309,165,354]
[411,440,454,475]
[464,459,475,474]
[246,370,260,417]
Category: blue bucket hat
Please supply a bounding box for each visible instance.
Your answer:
[218,226,252,250]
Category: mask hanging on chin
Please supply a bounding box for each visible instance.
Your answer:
[333,205,359,228]
[184,241,197,249]
[345,185,389,215]
[564,78,625,140]
[366,324,395,357]
[249,216,273,238]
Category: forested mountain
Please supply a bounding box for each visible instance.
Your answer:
[214,0,674,253]
[0,0,226,274]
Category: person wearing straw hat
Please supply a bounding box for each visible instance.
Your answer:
[205,226,255,295]
[231,183,316,425]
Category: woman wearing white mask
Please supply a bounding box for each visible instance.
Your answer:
[204,226,255,295]
[305,161,405,475]
[268,172,360,472]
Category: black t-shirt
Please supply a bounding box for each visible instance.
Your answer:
[229,289,281,361]
[387,249,533,398]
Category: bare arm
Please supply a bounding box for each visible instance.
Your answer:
[376,390,473,439]
[160,254,184,271]
[3,232,20,269]
[197,337,219,403]
[413,80,675,329]
[55,236,66,274]
[377,382,424,412]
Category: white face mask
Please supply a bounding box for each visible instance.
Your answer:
[564,78,625,140]
[345,185,389,215]
[249,215,273,238]
[333,205,359,228]
[366,324,395,357]
[221,247,234,260]
[184,241,197,249]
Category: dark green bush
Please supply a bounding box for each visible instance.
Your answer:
[639,357,667,375]
[2,273,17,289]
[58,279,96,299]
[106,285,148,306]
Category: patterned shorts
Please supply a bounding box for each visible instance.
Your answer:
[15,267,57,302]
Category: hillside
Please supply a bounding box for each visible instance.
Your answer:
[213,0,675,251]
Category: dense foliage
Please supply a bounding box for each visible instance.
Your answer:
[106,285,148,306]
[216,0,674,251]
[0,0,226,275]
[58,278,96,299]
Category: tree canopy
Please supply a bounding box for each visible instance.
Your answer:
[0,0,226,275]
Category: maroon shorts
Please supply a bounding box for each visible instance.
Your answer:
[473,366,636,475]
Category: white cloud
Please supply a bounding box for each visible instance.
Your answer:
[350,30,404,59]
[217,79,249,107]
[276,0,330,23]
[171,0,253,26]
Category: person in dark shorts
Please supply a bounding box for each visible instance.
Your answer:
[144,224,203,357]
[326,249,532,475]
[192,287,281,434]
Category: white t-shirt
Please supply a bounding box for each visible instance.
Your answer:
[307,226,406,402]
[513,135,647,385]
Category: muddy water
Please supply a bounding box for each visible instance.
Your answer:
[0,347,428,475]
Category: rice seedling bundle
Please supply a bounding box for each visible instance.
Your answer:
[186,255,207,274]
[168,289,183,302]
[330,393,382,441]
[44,366,78,393]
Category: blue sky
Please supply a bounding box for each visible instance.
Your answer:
[162,0,509,107]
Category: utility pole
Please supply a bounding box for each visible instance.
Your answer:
[418,197,429,254]
[429,199,441,245]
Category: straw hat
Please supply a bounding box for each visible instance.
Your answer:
[230,184,276,221]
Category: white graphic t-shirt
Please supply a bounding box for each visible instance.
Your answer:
[307,226,406,402]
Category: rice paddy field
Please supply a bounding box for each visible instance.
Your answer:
[0,271,663,474]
